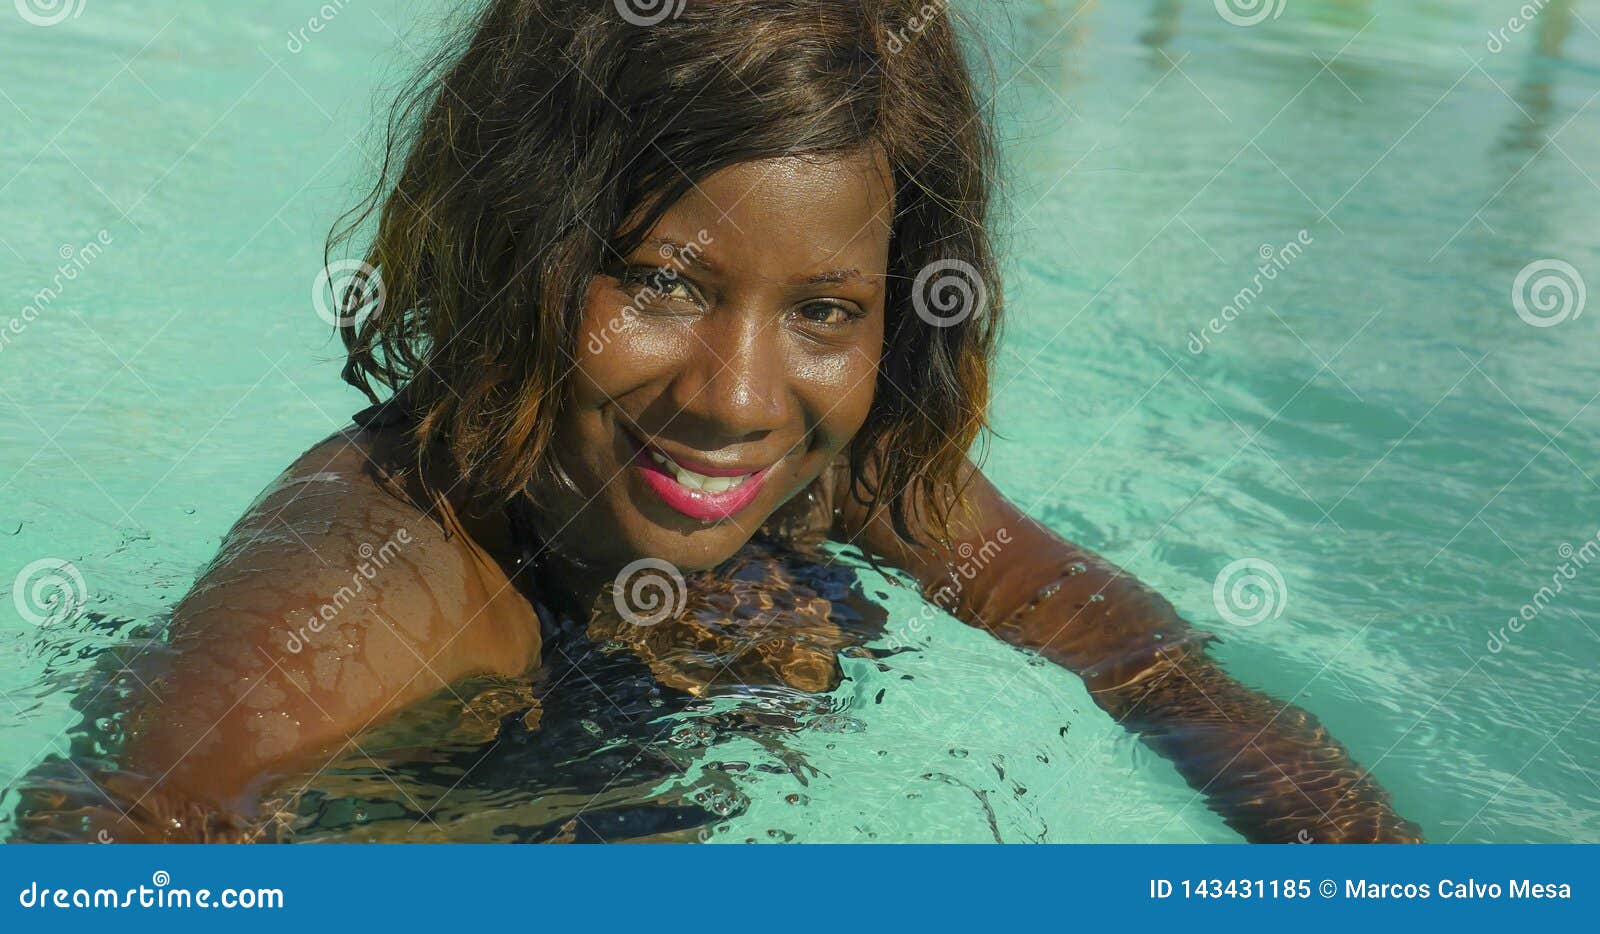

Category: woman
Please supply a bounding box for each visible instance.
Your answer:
[25,0,1418,842]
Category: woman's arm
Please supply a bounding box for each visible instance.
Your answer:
[837,462,1421,843]
[13,431,541,843]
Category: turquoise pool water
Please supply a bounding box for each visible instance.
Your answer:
[1,0,1597,842]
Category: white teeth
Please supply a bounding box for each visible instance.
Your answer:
[646,447,752,495]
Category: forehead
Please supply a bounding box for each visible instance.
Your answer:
[644,151,895,278]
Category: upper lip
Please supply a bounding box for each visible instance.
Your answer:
[626,430,775,477]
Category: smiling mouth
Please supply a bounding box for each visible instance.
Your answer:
[629,440,774,523]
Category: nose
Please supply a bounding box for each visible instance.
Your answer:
[666,313,790,446]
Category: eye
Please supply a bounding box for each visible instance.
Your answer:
[619,265,698,306]
[795,301,860,327]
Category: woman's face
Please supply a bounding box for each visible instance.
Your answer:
[545,150,892,572]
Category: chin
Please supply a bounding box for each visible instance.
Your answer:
[638,529,752,573]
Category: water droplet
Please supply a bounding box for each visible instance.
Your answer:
[669,721,716,748]
[810,714,865,734]
[692,787,746,818]
[948,747,969,759]
[1037,582,1061,601]
[1088,593,1105,603]
[785,793,809,806]
[1068,562,1087,575]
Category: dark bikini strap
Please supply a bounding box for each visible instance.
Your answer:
[350,383,417,431]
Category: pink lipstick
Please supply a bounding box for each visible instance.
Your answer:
[631,443,773,523]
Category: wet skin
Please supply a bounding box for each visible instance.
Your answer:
[75,152,1418,843]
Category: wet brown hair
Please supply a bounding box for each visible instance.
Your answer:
[332,0,1001,545]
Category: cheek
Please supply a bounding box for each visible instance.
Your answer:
[794,326,883,451]
[572,285,680,406]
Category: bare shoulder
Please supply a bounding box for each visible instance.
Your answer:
[121,427,539,808]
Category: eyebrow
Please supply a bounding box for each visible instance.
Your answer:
[800,267,863,285]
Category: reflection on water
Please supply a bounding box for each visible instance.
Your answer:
[1497,0,1575,154]
[11,539,902,843]
[284,538,889,843]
